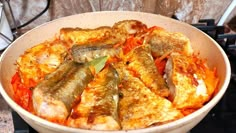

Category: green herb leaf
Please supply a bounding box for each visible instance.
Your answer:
[88,56,108,73]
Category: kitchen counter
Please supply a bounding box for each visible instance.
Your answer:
[0,95,14,133]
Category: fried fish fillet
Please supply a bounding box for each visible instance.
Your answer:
[124,44,169,97]
[32,60,94,123]
[112,20,148,40]
[71,44,120,63]
[114,63,183,130]
[16,39,69,87]
[147,28,193,58]
[60,20,148,47]
[59,26,114,46]
[165,53,218,111]
[67,65,120,130]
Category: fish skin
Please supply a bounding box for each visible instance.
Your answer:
[114,63,183,130]
[147,29,193,58]
[124,44,169,97]
[59,26,113,46]
[112,20,148,37]
[165,53,211,110]
[67,65,121,130]
[71,44,120,63]
[32,60,94,123]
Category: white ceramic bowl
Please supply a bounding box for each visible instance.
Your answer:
[0,11,231,133]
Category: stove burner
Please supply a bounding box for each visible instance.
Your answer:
[191,19,236,133]
[193,19,236,59]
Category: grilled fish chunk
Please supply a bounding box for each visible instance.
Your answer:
[116,64,183,130]
[32,60,94,123]
[17,39,69,87]
[124,44,169,97]
[165,53,217,111]
[147,28,193,58]
[71,44,120,63]
[67,65,120,130]
[112,20,148,40]
[59,27,114,46]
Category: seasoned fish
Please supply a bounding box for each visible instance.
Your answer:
[32,60,94,123]
[165,53,218,113]
[17,39,69,87]
[112,20,147,36]
[71,44,120,63]
[147,28,193,58]
[124,44,169,97]
[32,56,108,123]
[116,64,183,130]
[67,65,120,130]
[59,26,114,46]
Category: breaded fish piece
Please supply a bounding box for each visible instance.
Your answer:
[124,44,169,97]
[32,57,108,123]
[147,28,193,58]
[67,65,120,130]
[17,39,69,87]
[112,20,147,37]
[32,60,94,123]
[165,53,218,111]
[115,64,183,130]
[59,26,115,46]
[71,44,121,63]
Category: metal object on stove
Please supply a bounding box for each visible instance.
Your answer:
[193,19,236,58]
[0,1,13,50]
[217,0,236,26]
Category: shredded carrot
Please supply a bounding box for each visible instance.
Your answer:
[155,59,167,75]
[181,108,197,116]
[11,72,33,112]
[154,51,172,75]
[148,26,165,33]
[122,36,143,54]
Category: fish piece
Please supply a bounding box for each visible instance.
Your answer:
[71,44,120,63]
[59,26,114,46]
[17,39,69,87]
[32,60,94,123]
[112,20,148,36]
[165,53,218,113]
[147,28,193,58]
[115,64,183,130]
[32,57,108,123]
[111,20,148,45]
[67,65,120,130]
[124,44,169,97]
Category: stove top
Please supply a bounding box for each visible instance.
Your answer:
[12,19,236,133]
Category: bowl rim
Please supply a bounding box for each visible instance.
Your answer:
[0,11,232,133]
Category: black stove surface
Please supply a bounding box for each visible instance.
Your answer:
[12,19,236,133]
